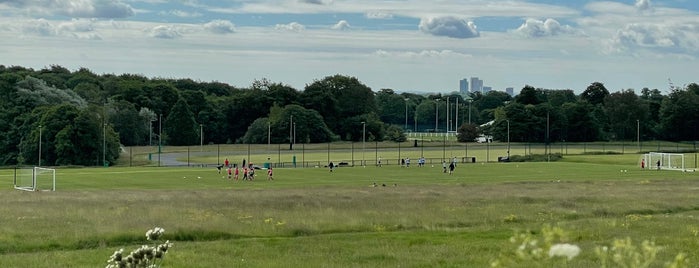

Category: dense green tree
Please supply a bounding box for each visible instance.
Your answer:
[301,75,376,139]
[384,124,407,142]
[581,82,609,105]
[376,89,408,126]
[658,86,699,141]
[15,76,87,108]
[515,85,541,105]
[164,98,199,146]
[560,102,600,142]
[107,99,149,146]
[55,110,119,166]
[603,89,647,140]
[264,104,335,144]
[545,89,577,107]
[477,91,512,111]
[457,123,479,142]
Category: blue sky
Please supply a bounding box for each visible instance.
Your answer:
[1,0,698,94]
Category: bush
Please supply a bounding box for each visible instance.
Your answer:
[507,153,562,162]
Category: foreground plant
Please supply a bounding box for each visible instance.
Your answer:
[491,225,579,267]
[106,227,173,268]
[492,225,689,268]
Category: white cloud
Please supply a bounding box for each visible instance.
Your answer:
[58,19,96,33]
[204,20,236,34]
[149,25,181,39]
[419,16,478,39]
[162,10,203,18]
[331,20,350,31]
[218,0,578,19]
[366,11,393,20]
[609,22,699,55]
[514,18,577,38]
[1,0,134,18]
[635,0,651,11]
[275,22,305,32]
[21,18,57,36]
[298,0,331,4]
[374,49,472,59]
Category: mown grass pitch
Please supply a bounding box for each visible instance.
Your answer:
[1,155,699,267]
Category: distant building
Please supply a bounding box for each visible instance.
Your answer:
[506,87,514,96]
[482,86,492,94]
[470,77,483,93]
[459,79,469,94]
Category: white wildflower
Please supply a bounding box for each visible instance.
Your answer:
[548,243,581,260]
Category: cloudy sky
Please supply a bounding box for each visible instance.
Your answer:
[1,0,697,94]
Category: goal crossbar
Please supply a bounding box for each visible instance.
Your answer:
[14,167,55,191]
[643,152,687,172]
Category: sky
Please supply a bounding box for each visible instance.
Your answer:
[0,0,698,94]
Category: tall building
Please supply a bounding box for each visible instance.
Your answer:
[482,86,492,94]
[470,77,483,93]
[459,79,469,94]
[506,87,514,96]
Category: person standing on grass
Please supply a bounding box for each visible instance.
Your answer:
[225,158,229,168]
[449,161,455,175]
[234,165,240,181]
[329,161,334,172]
[243,167,249,180]
[641,158,645,169]
[267,167,274,181]
[227,166,232,179]
[442,160,447,173]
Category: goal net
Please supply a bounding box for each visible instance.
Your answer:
[643,152,686,171]
[14,167,56,191]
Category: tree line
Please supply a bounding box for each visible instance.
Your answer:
[0,65,697,166]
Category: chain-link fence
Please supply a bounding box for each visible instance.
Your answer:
[119,139,698,168]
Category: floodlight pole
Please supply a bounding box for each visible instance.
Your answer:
[637,119,640,153]
[434,99,439,132]
[455,98,459,131]
[200,123,203,152]
[158,114,162,167]
[404,98,409,130]
[446,97,449,132]
[103,122,106,167]
[507,120,510,159]
[468,99,472,124]
[38,125,42,167]
[362,121,366,166]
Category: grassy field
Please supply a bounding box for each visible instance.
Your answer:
[2,152,699,267]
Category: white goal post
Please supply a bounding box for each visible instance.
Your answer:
[14,167,56,191]
[643,152,688,172]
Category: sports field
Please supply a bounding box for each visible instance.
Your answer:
[1,151,699,267]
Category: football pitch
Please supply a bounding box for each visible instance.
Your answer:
[1,154,699,267]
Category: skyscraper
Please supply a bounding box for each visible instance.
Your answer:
[459,79,469,94]
[506,87,514,96]
[470,77,483,93]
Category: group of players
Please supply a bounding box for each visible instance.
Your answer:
[217,158,273,181]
